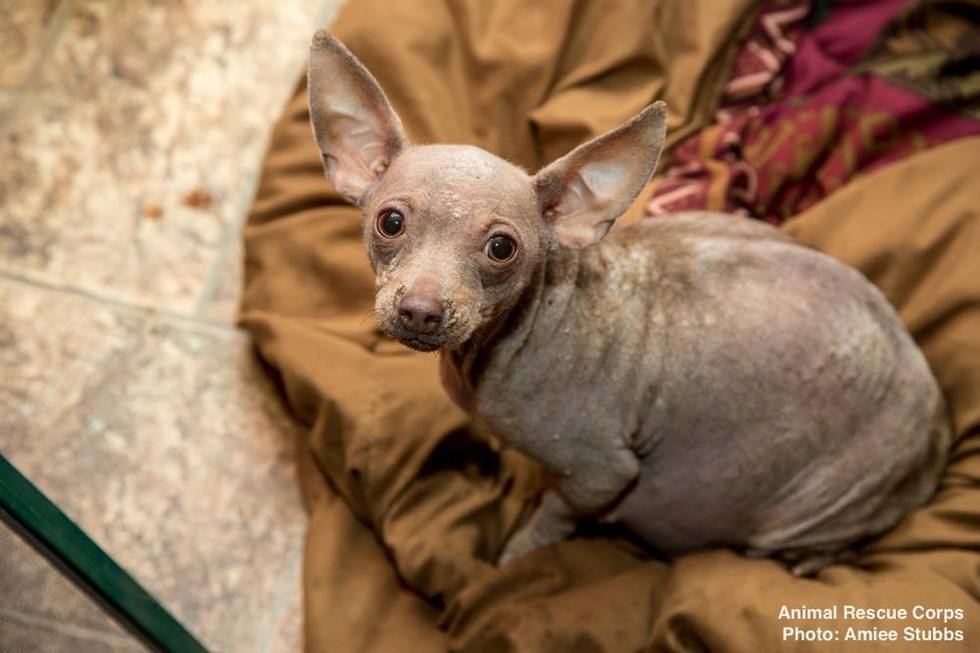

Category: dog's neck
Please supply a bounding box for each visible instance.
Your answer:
[439,244,580,412]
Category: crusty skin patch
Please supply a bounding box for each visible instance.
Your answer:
[307,31,951,575]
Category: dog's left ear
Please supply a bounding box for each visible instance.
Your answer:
[308,31,408,205]
[533,102,667,248]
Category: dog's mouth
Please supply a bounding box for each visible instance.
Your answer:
[376,299,475,352]
[389,327,447,352]
[398,334,444,352]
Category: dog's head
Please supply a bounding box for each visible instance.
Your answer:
[308,32,666,351]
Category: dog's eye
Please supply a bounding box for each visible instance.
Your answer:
[485,235,517,262]
[377,210,404,238]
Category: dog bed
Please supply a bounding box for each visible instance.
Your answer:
[240,1,980,650]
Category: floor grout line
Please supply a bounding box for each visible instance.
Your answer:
[193,0,345,323]
[0,0,77,155]
[254,532,305,653]
[0,267,244,337]
[191,158,263,320]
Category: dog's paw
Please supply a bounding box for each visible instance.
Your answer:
[788,549,858,577]
[747,545,859,577]
[496,525,540,566]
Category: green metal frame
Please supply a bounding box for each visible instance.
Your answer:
[0,454,209,653]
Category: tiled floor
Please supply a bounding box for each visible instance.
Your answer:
[0,1,341,650]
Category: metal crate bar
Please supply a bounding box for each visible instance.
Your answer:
[0,454,209,653]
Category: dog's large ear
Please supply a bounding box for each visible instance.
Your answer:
[533,102,667,248]
[308,31,408,205]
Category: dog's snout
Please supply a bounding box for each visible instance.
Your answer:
[398,294,444,333]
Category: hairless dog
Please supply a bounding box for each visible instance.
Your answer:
[307,32,951,575]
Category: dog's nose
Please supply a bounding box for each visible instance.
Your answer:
[398,294,444,333]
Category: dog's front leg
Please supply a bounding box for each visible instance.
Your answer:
[498,490,577,565]
[498,446,639,565]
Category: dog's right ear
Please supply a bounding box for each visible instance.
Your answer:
[308,31,408,205]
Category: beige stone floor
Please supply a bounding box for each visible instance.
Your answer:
[0,1,341,650]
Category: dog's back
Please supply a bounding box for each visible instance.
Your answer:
[598,213,948,559]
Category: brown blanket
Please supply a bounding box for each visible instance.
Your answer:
[240,1,980,650]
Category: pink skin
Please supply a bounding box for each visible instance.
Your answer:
[361,144,545,353]
[307,32,950,575]
[307,32,664,354]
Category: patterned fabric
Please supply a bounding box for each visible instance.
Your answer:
[721,0,811,106]
[646,0,980,224]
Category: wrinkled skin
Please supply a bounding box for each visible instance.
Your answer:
[307,32,952,575]
[466,214,951,574]
[362,145,544,353]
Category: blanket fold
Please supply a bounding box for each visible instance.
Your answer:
[240,1,980,650]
